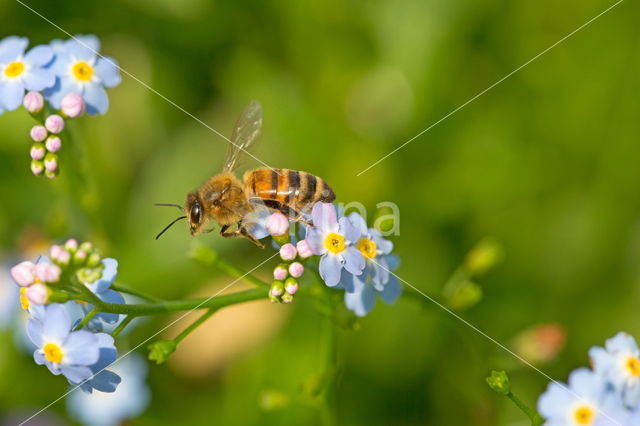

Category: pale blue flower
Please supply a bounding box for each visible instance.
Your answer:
[67,354,150,426]
[590,332,640,409]
[305,203,365,287]
[83,258,124,330]
[537,368,630,426]
[338,213,401,316]
[27,304,116,385]
[0,264,19,329]
[45,34,121,115]
[0,36,55,111]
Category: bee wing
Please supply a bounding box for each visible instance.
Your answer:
[222,100,263,173]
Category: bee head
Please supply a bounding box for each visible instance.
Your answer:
[186,192,205,235]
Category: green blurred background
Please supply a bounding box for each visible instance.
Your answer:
[1,0,639,424]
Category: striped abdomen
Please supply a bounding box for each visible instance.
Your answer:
[243,168,335,211]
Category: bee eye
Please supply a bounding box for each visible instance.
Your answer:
[191,203,202,224]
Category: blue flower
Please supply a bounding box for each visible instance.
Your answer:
[67,354,150,426]
[27,304,117,385]
[589,332,640,409]
[79,333,121,393]
[0,36,55,111]
[83,258,125,330]
[305,203,365,287]
[44,35,121,115]
[338,212,401,316]
[537,368,630,426]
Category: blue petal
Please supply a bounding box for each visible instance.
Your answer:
[339,216,361,243]
[94,56,121,87]
[61,365,93,384]
[84,83,109,115]
[88,258,118,294]
[312,202,338,232]
[34,350,47,365]
[605,332,638,354]
[65,36,99,61]
[347,212,368,235]
[319,254,343,287]
[82,369,121,393]
[64,330,100,365]
[342,246,365,275]
[24,45,54,67]
[0,81,25,111]
[24,67,55,91]
[0,36,28,62]
[44,75,78,108]
[537,381,574,419]
[371,230,393,254]
[344,284,376,317]
[42,304,71,342]
[380,275,401,304]
[94,289,124,324]
[27,318,44,347]
[304,229,325,255]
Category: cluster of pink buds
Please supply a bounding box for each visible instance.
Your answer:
[51,238,104,284]
[24,91,85,179]
[10,257,61,308]
[269,241,310,304]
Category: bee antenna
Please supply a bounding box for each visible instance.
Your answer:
[155,216,187,240]
[154,203,185,212]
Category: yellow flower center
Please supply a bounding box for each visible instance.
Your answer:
[72,61,94,82]
[357,238,377,259]
[43,342,64,364]
[625,356,640,376]
[4,61,25,78]
[19,287,29,310]
[573,405,595,425]
[324,233,346,254]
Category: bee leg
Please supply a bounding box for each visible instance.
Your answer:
[220,224,265,249]
[248,198,314,227]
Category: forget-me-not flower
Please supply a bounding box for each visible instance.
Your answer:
[590,332,640,409]
[537,368,629,426]
[338,212,401,316]
[305,203,365,287]
[27,304,116,384]
[0,36,55,111]
[45,35,121,115]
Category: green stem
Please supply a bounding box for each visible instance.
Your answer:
[507,391,543,426]
[75,308,98,329]
[174,309,216,343]
[111,283,162,302]
[111,315,135,338]
[94,287,268,316]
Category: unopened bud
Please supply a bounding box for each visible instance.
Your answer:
[288,262,304,278]
[270,280,284,298]
[466,238,504,276]
[44,152,58,172]
[73,249,88,265]
[26,283,50,305]
[30,143,46,160]
[86,252,102,268]
[45,136,62,153]
[65,238,79,252]
[30,159,44,176]
[281,292,294,303]
[45,114,65,134]
[266,212,289,236]
[273,265,288,281]
[30,125,47,142]
[60,93,85,118]
[486,370,510,395]
[296,240,313,259]
[284,277,298,295]
[279,243,297,261]
[148,340,177,365]
[10,261,36,286]
[23,91,44,113]
[35,262,61,283]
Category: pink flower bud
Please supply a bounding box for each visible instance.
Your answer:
[273,265,288,281]
[50,245,71,264]
[45,114,65,134]
[26,283,49,305]
[284,278,298,295]
[44,153,58,172]
[30,143,46,160]
[30,160,44,176]
[60,93,85,118]
[45,136,62,153]
[296,240,313,259]
[266,212,289,236]
[65,238,78,251]
[30,125,47,142]
[74,249,87,263]
[270,283,284,298]
[288,262,304,278]
[35,263,61,283]
[50,244,64,259]
[10,261,36,286]
[23,91,44,113]
[279,243,297,261]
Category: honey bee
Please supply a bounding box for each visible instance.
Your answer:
[156,101,335,248]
